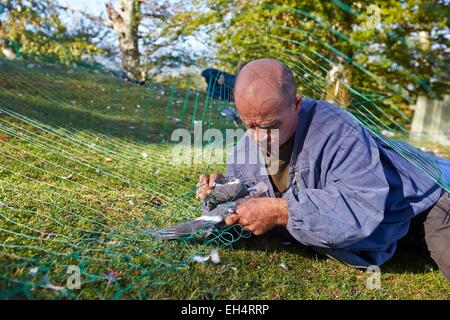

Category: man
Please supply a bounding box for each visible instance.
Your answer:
[197,58,450,280]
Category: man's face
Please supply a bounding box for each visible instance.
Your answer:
[235,79,301,151]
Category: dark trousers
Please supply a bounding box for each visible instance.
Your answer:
[400,191,450,281]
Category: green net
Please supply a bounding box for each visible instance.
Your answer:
[0,1,449,299]
[0,59,251,298]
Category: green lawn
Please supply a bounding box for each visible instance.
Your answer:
[0,59,448,299]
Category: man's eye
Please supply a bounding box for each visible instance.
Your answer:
[260,124,278,130]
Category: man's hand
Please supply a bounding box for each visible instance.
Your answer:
[225,198,289,236]
[196,173,224,200]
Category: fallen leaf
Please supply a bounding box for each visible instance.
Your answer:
[29,267,39,275]
[279,263,290,271]
[62,173,73,180]
[210,249,220,264]
[271,290,281,299]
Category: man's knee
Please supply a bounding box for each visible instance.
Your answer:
[425,232,450,280]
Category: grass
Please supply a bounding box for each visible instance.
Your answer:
[0,59,449,299]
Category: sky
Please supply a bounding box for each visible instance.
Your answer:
[58,0,108,16]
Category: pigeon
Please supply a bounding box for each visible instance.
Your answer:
[147,177,268,240]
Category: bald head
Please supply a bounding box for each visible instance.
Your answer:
[233,58,301,148]
[234,58,296,110]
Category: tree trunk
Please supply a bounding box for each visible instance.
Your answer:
[323,10,354,108]
[323,57,352,108]
[106,0,145,82]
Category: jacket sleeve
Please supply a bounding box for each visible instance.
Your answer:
[284,127,390,249]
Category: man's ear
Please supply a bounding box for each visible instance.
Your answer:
[294,95,302,113]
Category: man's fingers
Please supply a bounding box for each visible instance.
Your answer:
[209,173,223,188]
[245,225,255,233]
[234,203,256,233]
[196,173,224,199]
[235,203,249,216]
[198,174,209,187]
[196,175,210,199]
[252,228,262,236]
[197,188,210,200]
[239,217,249,225]
[225,214,240,225]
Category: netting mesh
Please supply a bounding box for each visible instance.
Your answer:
[0,59,252,298]
[0,1,449,299]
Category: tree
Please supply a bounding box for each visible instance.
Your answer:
[105,0,170,83]
[0,0,103,63]
[106,0,145,82]
[175,0,449,130]
[57,0,187,83]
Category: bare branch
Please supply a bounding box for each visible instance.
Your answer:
[106,2,123,26]
[141,12,169,20]
[140,0,171,20]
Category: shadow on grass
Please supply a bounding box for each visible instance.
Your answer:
[226,227,439,276]
[229,228,327,262]
[0,61,187,143]
[382,246,438,275]
[2,93,170,143]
